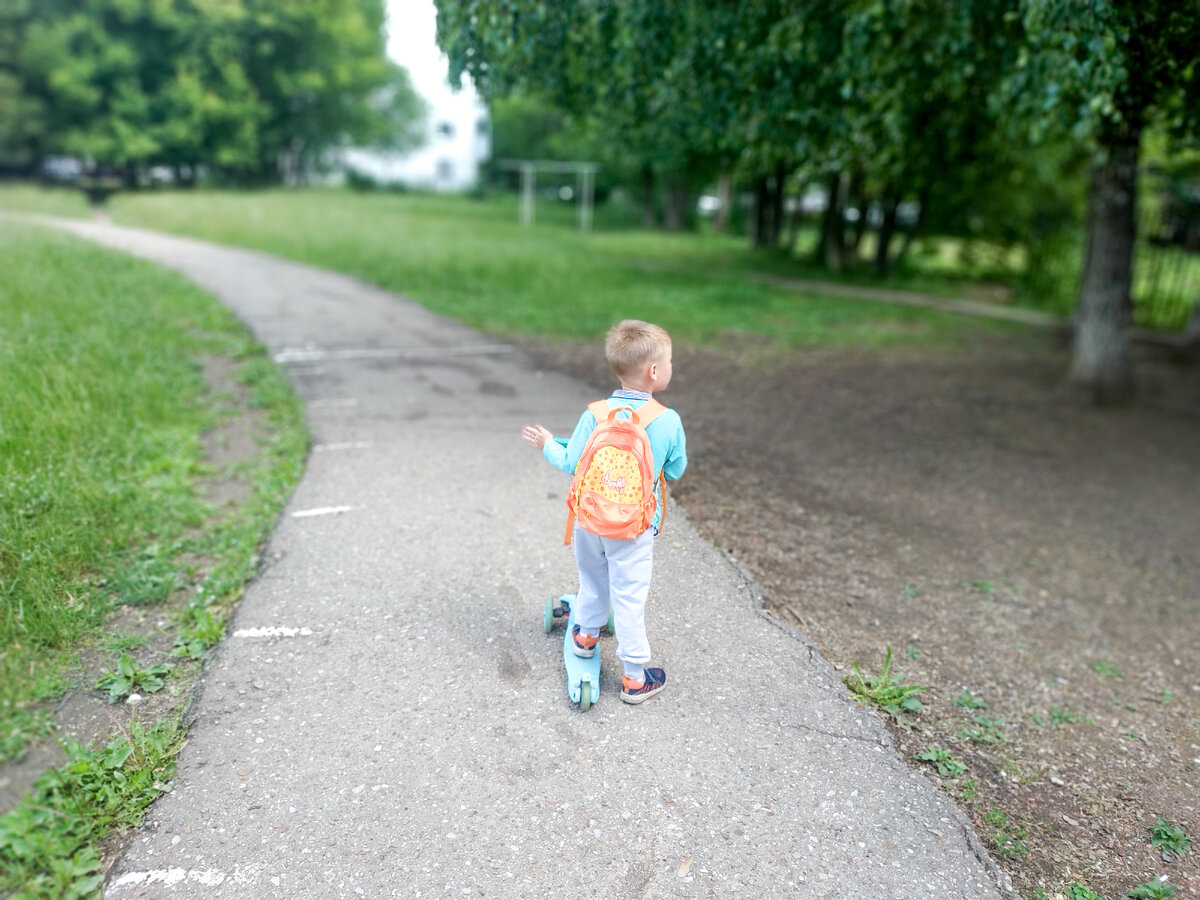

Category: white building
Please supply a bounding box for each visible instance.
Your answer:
[338,82,489,192]
[335,1,490,192]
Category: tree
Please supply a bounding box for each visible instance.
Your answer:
[436,0,739,229]
[1010,0,1200,400]
[1,0,422,183]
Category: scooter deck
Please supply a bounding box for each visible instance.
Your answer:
[559,594,602,710]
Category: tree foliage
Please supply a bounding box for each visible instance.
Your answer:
[0,0,425,181]
[437,0,1200,395]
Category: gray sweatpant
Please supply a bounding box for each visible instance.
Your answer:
[572,527,655,679]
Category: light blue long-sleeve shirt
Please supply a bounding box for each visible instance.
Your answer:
[543,390,687,531]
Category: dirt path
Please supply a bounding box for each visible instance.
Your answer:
[524,331,1200,900]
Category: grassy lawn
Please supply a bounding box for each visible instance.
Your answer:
[72,187,1017,350]
[3,183,1192,331]
[0,220,306,896]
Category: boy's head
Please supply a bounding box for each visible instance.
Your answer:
[605,319,672,384]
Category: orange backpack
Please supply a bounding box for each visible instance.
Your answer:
[564,400,668,544]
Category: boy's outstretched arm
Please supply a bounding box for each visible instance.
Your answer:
[522,424,552,450]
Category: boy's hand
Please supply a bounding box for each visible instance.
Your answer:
[522,424,552,450]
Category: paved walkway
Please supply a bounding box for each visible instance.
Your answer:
[44,218,1011,899]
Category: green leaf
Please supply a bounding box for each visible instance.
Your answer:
[117,653,136,678]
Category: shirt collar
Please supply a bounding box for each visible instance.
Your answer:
[612,389,652,401]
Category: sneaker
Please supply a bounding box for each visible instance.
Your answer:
[571,624,599,658]
[620,667,666,704]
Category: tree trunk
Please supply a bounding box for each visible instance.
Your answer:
[875,192,899,277]
[893,187,927,271]
[664,173,690,231]
[640,165,657,228]
[785,181,807,253]
[751,174,770,248]
[712,170,733,234]
[770,161,788,247]
[846,168,867,262]
[1069,127,1140,403]
[816,171,843,271]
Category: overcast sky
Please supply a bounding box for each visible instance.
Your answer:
[387,0,455,95]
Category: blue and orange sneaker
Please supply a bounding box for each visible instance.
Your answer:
[620,667,666,704]
[571,624,599,658]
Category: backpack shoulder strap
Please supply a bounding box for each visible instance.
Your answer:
[587,398,668,427]
[636,398,668,427]
[587,400,614,424]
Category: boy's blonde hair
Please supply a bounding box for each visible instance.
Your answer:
[605,320,672,378]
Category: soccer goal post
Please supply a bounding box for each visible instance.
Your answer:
[498,160,599,232]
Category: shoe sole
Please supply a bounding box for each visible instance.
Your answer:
[571,644,596,659]
[620,683,665,704]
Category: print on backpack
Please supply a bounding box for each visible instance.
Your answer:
[564,401,667,544]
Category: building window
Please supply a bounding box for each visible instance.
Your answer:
[476,117,488,137]
[437,121,455,138]
[436,158,455,182]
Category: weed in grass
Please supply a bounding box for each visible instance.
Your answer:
[914,747,967,777]
[1050,706,1093,726]
[984,806,1030,859]
[0,709,53,763]
[1159,688,1174,705]
[95,654,173,703]
[960,778,977,804]
[101,631,149,653]
[1124,878,1176,900]
[0,718,181,899]
[971,579,996,595]
[1093,660,1124,678]
[904,584,921,598]
[106,543,188,607]
[905,645,920,660]
[172,605,225,660]
[954,688,987,709]
[1109,696,1138,711]
[1121,731,1140,741]
[843,646,924,718]
[1065,883,1102,900]
[957,715,1006,743]
[1028,712,1046,727]
[1150,818,1192,860]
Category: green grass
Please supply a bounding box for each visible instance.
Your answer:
[0,221,306,895]
[844,646,925,717]
[1150,817,1192,859]
[0,718,182,899]
[0,184,93,219]
[54,187,1021,352]
[0,221,306,760]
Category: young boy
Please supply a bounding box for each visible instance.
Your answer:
[522,320,687,704]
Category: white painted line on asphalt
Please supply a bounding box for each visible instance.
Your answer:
[313,441,374,452]
[232,626,314,638]
[274,344,514,363]
[108,867,245,890]
[291,505,353,518]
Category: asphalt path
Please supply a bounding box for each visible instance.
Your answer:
[41,218,1011,899]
